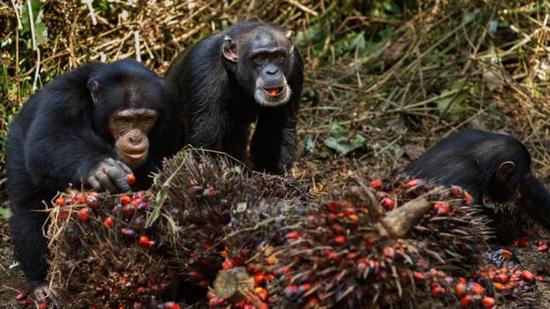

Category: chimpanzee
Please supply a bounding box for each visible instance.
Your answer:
[401,129,550,229]
[166,21,303,174]
[6,59,181,301]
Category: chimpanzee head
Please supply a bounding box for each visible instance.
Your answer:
[222,24,296,107]
[87,60,174,168]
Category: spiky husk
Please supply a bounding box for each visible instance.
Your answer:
[208,178,493,308]
[148,148,309,292]
[46,149,308,307]
[47,191,174,308]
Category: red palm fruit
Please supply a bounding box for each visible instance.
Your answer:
[38,303,48,309]
[103,216,113,228]
[406,178,420,188]
[222,259,235,270]
[521,270,535,282]
[327,201,340,213]
[413,272,425,281]
[255,273,266,285]
[382,197,395,210]
[495,273,509,283]
[332,224,345,234]
[138,235,154,248]
[255,287,268,301]
[333,235,346,245]
[78,207,90,222]
[450,186,463,197]
[501,249,513,260]
[127,174,136,185]
[369,178,383,189]
[463,191,474,205]
[460,295,473,308]
[120,195,131,205]
[55,196,65,206]
[348,214,359,223]
[434,202,451,215]
[481,296,496,308]
[538,242,549,252]
[454,282,467,297]
[286,231,300,240]
[15,293,26,302]
[431,282,445,295]
[494,282,507,291]
[469,282,484,295]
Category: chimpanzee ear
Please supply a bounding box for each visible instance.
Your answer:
[87,79,101,104]
[496,161,516,185]
[222,35,238,63]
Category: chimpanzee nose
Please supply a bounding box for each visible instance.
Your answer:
[129,132,144,145]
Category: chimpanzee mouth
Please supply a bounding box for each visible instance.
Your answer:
[264,87,284,97]
[120,149,147,161]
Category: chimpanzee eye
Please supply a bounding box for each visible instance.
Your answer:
[275,54,286,63]
[254,54,266,65]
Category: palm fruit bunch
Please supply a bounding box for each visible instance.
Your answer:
[145,149,309,299]
[46,148,308,308]
[47,190,177,308]
[207,177,493,308]
[369,176,492,273]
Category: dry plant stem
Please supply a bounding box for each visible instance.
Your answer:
[213,267,255,301]
[381,196,433,237]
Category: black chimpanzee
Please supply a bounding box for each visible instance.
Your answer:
[401,129,550,228]
[6,59,181,301]
[166,21,303,174]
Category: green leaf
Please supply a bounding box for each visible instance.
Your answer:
[34,22,48,46]
[0,206,12,219]
[324,134,366,156]
[349,134,367,149]
[324,136,351,156]
[304,136,315,153]
[329,122,346,136]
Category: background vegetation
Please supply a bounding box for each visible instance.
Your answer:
[0,0,549,306]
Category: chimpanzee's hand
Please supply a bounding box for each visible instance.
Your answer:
[86,158,132,193]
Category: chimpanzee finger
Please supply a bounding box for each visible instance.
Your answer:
[114,160,133,175]
[95,171,119,193]
[105,165,131,192]
[87,175,102,191]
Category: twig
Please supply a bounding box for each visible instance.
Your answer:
[85,0,98,26]
[134,31,141,62]
[26,0,36,51]
[10,0,22,30]
[285,0,318,17]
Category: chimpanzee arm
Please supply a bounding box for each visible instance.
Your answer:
[24,104,116,190]
[250,104,298,174]
[184,68,229,150]
[519,173,550,229]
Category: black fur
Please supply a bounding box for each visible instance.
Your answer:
[166,21,303,174]
[402,129,550,228]
[6,59,181,289]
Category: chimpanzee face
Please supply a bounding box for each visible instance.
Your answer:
[88,76,161,168]
[222,27,295,107]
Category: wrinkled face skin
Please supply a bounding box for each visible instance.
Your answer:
[109,108,158,168]
[223,27,295,107]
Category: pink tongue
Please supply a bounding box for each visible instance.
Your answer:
[268,88,281,96]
